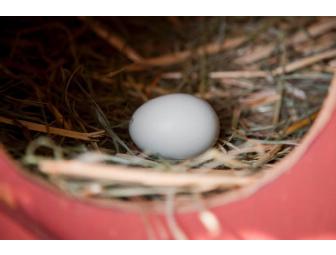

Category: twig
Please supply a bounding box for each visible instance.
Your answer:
[162,70,269,79]
[193,193,221,237]
[282,111,319,137]
[139,212,158,240]
[79,16,143,63]
[253,144,282,168]
[273,35,287,125]
[39,160,255,190]
[163,49,336,80]
[272,49,336,75]
[0,116,105,141]
[34,85,72,129]
[90,186,189,197]
[239,89,280,108]
[209,70,269,79]
[241,111,320,167]
[165,190,188,240]
[235,18,336,64]
[272,83,284,125]
[247,112,318,168]
[294,33,335,55]
[125,36,247,71]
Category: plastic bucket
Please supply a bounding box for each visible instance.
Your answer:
[1,76,336,240]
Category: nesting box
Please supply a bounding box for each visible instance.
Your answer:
[0,77,335,239]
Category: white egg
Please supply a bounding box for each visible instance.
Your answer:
[129,93,220,159]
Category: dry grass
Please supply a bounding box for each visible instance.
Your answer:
[0,16,334,205]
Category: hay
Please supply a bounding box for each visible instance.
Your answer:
[0,17,334,205]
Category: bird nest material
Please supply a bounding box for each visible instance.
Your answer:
[0,17,335,212]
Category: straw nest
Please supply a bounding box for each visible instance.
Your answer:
[0,17,335,209]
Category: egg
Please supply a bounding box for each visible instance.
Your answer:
[129,93,220,159]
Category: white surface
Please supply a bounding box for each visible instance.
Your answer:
[3,1,334,16]
[129,93,220,159]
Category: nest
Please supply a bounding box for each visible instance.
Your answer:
[0,17,335,213]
